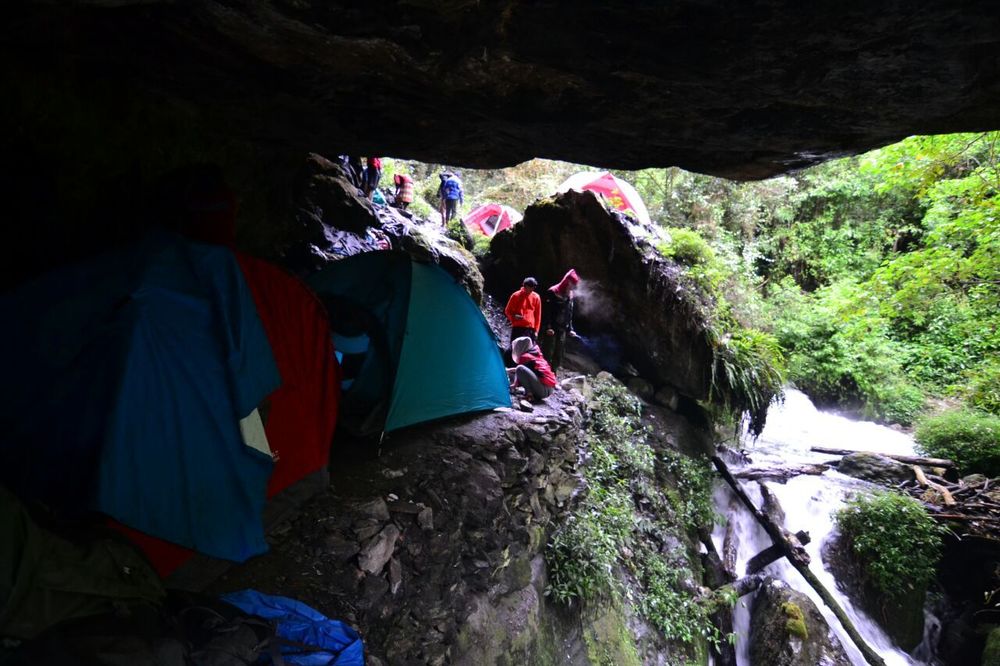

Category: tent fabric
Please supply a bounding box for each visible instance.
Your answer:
[462,203,522,236]
[386,261,511,430]
[0,232,279,563]
[221,589,364,666]
[556,171,653,227]
[308,252,510,434]
[109,254,343,576]
[236,253,340,497]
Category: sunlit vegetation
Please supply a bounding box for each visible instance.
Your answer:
[834,492,945,601]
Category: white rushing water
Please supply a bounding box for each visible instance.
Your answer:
[712,389,937,666]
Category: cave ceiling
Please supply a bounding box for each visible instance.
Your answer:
[7,1,1000,179]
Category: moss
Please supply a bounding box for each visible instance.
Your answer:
[781,602,808,639]
[983,626,1000,666]
[581,603,642,666]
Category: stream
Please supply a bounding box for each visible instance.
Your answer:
[713,388,941,666]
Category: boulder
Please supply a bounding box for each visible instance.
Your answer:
[626,377,655,402]
[484,192,714,400]
[749,579,851,666]
[281,154,485,301]
[837,452,913,485]
[358,524,400,574]
[822,533,925,650]
[653,386,680,411]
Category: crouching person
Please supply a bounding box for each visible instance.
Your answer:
[509,336,557,402]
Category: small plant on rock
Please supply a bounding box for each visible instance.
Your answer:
[834,491,945,601]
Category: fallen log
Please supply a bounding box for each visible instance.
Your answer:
[713,455,887,666]
[810,447,954,468]
[699,528,737,666]
[746,530,812,575]
[913,465,956,506]
[735,463,829,483]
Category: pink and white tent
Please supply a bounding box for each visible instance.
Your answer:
[463,203,523,237]
[556,171,652,227]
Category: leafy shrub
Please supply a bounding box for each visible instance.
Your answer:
[658,450,717,531]
[964,361,1000,416]
[638,553,723,646]
[709,327,786,437]
[658,227,716,266]
[915,409,1000,477]
[834,492,944,601]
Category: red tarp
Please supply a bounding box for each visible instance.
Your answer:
[112,253,340,576]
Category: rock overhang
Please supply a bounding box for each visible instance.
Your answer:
[7,0,1000,179]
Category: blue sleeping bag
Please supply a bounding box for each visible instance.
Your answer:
[221,590,364,665]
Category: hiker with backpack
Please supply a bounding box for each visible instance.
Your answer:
[364,157,382,199]
[393,172,415,210]
[541,268,580,372]
[437,171,464,225]
[508,336,557,402]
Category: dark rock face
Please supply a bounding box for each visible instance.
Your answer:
[6,2,1000,179]
[283,154,485,301]
[823,533,925,651]
[749,579,851,666]
[837,452,913,485]
[484,191,714,399]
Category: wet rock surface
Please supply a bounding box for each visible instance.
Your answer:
[484,190,714,400]
[8,3,1000,179]
[822,533,925,651]
[836,452,914,485]
[749,579,851,666]
[282,154,484,302]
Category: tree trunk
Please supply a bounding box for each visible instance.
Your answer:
[811,447,954,468]
[713,455,887,666]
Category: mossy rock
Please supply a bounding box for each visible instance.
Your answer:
[984,626,1000,666]
[750,580,851,666]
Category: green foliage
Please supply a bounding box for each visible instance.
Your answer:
[768,277,925,425]
[834,492,945,601]
[964,360,1000,416]
[709,327,787,437]
[659,227,716,266]
[657,450,718,531]
[915,409,1000,477]
[545,377,723,651]
[637,553,724,646]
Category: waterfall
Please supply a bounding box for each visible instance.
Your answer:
[713,389,939,665]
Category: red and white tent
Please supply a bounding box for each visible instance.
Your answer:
[556,171,652,227]
[463,203,522,237]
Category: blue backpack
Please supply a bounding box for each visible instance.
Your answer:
[443,177,462,200]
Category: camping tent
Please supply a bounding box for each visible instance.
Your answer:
[113,252,342,576]
[463,203,522,237]
[0,232,280,563]
[308,252,510,434]
[556,171,653,227]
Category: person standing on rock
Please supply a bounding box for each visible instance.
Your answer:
[509,336,557,402]
[541,268,580,372]
[437,171,464,225]
[364,157,383,199]
[505,277,541,344]
[392,172,414,210]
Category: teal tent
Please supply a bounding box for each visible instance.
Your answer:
[308,252,510,434]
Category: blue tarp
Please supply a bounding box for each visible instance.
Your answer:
[222,589,365,665]
[0,232,279,561]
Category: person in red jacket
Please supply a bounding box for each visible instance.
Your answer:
[509,336,557,401]
[504,277,542,343]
